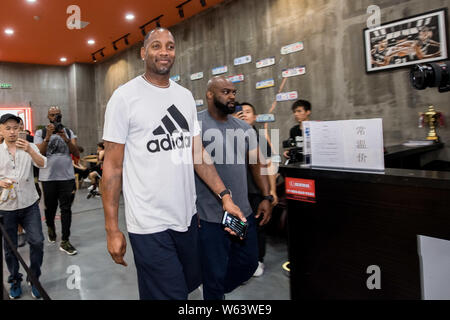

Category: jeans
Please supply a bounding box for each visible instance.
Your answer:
[0,202,44,283]
[41,180,75,241]
[199,214,259,300]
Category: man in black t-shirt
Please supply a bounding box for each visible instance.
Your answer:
[284,99,312,160]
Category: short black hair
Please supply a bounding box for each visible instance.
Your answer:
[97,142,105,150]
[291,99,311,112]
[143,27,172,48]
[240,102,256,114]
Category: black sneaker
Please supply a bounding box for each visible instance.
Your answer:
[60,240,78,255]
[48,227,56,243]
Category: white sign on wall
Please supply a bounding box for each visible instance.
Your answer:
[256,57,276,69]
[212,66,228,75]
[276,91,298,102]
[228,74,245,83]
[195,100,204,107]
[256,79,275,89]
[234,55,252,66]
[170,75,181,82]
[190,72,204,81]
[282,66,306,78]
[281,41,304,55]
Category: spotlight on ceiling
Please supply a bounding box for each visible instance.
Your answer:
[100,50,105,57]
[156,20,161,28]
[124,36,129,45]
[176,0,191,19]
[125,14,135,21]
[200,0,206,7]
[91,54,97,62]
[60,57,67,62]
[4,28,14,35]
[139,15,164,37]
[87,39,95,45]
[113,42,118,50]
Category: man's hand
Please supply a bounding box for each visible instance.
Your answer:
[270,190,279,207]
[16,138,30,152]
[256,200,272,226]
[232,111,245,121]
[283,150,290,159]
[45,124,55,140]
[0,179,15,189]
[106,230,128,267]
[222,196,247,239]
[57,131,70,143]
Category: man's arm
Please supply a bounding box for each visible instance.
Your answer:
[192,135,247,228]
[102,141,128,266]
[248,147,273,226]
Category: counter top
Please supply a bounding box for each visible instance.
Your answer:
[280,165,450,190]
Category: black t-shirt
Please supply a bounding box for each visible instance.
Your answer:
[290,125,303,140]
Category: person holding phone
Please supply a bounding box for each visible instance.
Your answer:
[0,113,47,299]
[195,77,273,300]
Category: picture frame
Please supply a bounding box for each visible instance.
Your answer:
[364,8,448,73]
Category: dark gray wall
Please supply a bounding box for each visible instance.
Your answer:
[1,0,449,160]
[0,62,97,154]
[94,0,450,160]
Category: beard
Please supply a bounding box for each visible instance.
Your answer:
[214,97,236,115]
[145,56,174,75]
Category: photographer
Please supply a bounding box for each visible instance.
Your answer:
[34,106,79,255]
[283,100,312,161]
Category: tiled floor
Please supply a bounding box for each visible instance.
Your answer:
[2,188,290,300]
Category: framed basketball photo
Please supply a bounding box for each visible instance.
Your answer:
[364,8,448,73]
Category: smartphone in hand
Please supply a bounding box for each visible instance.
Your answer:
[18,131,27,140]
[222,211,248,239]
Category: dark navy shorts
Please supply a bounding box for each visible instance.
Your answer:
[128,214,202,300]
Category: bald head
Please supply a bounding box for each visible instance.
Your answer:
[207,76,233,92]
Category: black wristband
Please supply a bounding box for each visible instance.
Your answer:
[218,189,232,200]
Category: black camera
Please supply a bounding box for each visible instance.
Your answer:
[52,114,64,133]
[283,137,304,164]
[410,61,450,93]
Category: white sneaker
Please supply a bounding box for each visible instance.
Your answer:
[253,262,265,277]
[87,185,94,191]
[84,178,91,183]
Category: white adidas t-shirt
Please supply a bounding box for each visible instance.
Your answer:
[103,76,201,234]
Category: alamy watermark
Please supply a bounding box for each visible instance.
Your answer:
[66,265,81,290]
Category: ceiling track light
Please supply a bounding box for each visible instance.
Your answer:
[91,47,105,62]
[112,33,131,51]
[139,15,164,37]
[200,0,207,7]
[176,0,191,19]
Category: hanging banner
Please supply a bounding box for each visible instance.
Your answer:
[212,66,228,75]
[195,100,204,107]
[282,66,306,78]
[256,79,275,89]
[256,57,276,69]
[234,55,252,66]
[170,75,180,82]
[190,72,204,81]
[228,74,245,83]
[276,91,299,102]
[281,41,304,55]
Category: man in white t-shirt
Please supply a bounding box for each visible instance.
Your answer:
[102,28,246,300]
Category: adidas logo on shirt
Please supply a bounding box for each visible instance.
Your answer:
[147,105,192,153]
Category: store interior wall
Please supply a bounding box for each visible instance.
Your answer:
[1,0,449,160]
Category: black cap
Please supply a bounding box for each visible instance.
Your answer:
[0,113,21,124]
